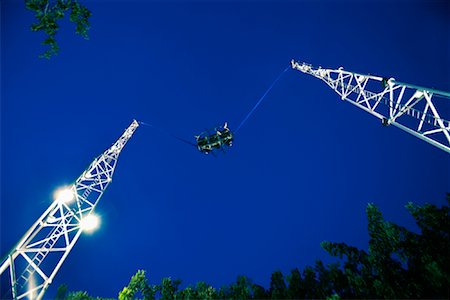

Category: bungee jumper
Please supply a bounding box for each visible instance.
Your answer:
[140,65,289,155]
[193,65,289,155]
[195,122,233,154]
[195,66,290,154]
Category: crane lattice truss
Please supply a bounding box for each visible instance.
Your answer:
[0,120,139,300]
[291,60,450,153]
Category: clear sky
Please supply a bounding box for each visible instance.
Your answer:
[1,0,449,298]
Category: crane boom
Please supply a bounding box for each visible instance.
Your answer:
[291,60,450,153]
[0,120,139,300]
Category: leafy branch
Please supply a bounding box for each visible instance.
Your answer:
[25,0,91,59]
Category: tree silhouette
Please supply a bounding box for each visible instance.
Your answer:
[60,195,450,299]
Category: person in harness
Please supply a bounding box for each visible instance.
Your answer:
[195,122,234,154]
[217,123,233,147]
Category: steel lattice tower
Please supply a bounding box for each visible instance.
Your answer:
[0,120,139,300]
[291,60,450,153]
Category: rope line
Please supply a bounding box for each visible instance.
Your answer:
[139,121,197,147]
[139,65,290,151]
[235,65,290,133]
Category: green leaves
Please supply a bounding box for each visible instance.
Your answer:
[160,277,182,300]
[25,0,47,12]
[55,284,68,300]
[69,1,91,39]
[194,281,216,300]
[59,195,449,300]
[269,271,286,299]
[286,268,302,299]
[65,291,93,300]
[118,270,156,300]
[25,0,91,59]
[319,197,450,298]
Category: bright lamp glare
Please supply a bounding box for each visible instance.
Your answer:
[54,187,75,204]
[28,273,36,300]
[80,214,100,232]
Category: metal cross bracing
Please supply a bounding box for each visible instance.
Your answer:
[0,120,139,300]
[291,59,450,154]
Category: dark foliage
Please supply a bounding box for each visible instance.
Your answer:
[25,0,91,58]
[60,195,449,299]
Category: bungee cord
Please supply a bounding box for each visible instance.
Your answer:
[140,64,290,154]
[235,65,290,133]
[139,121,197,147]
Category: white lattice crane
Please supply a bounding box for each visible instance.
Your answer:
[291,60,450,153]
[0,120,139,300]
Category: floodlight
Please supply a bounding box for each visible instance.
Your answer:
[80,214,100,232]
[54,187,75,204]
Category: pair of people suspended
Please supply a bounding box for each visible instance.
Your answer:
[195,122,233,154]
[140,66,288,155]
[193,66,289,155]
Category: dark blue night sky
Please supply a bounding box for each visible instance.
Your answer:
[1,0,449,298]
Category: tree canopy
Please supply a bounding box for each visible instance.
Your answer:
[25,0,91,59]
[59,195,449,299]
